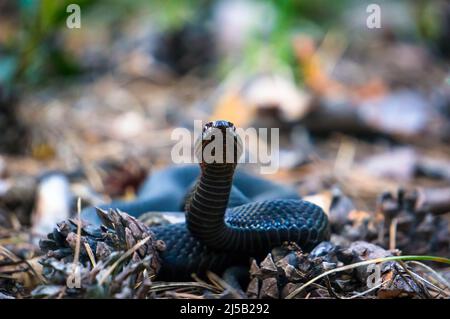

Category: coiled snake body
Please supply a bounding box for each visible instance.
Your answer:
[81,121,329,280]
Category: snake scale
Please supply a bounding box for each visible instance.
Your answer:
[81,121,329,280]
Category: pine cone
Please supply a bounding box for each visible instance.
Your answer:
[246,242,338,299]
[35,209,165,298]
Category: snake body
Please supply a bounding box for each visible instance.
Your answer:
[81,121,329,280]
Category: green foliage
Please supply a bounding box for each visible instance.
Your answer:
[1,0,158,88]
[147,0,206,30]
[0,0,89,89]
[1,0,442,91]
[219,0,352,80]
[0,56,18,90]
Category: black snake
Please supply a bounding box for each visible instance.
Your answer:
[81,121,329,280]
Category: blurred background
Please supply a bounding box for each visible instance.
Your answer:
[0,0,449,289]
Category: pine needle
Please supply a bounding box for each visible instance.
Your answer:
[286,255,450,299]
[84,242,96,268]
[72,198,82,269]
[98,236,151,285]
[408,260,450,290]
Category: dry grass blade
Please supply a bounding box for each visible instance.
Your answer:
[84,242,96,267]
[401,265,450,297]
[0,245,46,284]
[165,292,205,299]
[346,280,388,299]
[0,245,19,261]
[191,273,209,286]
[394,263,428,298]
[410,270,449,297]
[398,261,431,298]
[389,217,398,250]
[408,261,450,290]
[285,255,450,299]
[148,282,222,294]
[206,271,225,290]
[72,198,82,271]
[206,271,244,299]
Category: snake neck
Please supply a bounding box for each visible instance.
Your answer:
[186,163,235,248]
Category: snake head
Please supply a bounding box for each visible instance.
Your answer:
[195,120,243,165]
[202,120,235,136]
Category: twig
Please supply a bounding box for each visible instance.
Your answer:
[72,198,82,272]
[389,217,398,251]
